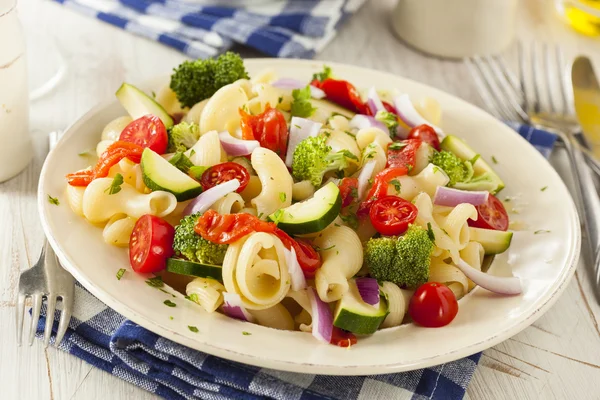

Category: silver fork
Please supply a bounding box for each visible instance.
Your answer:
[466,43,600,290]
[16,131,75,347]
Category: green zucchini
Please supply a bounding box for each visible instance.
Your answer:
[166,258,223,282]
[469,227,513,255]
[333,279,389,335]
[116,83,174,128]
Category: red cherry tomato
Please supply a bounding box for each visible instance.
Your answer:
[409,282,459,327]
[311,78,366,114]
[330,327,357,348]
[369,196,418,236]
[338,177,359,208]
[407,124,440,151]
[240,105,288,158]
[119,115,168,154]
[386,139,423,170]
[66,141,144,186]
[129,215,175,273]
[357,167,409,217]
[468,193,509,231]
[382,100,398,115]
[200,162,250,193]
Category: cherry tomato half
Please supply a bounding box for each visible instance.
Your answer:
[468,193,509,231]
[407,124,441,151]
[119,115,168,154]
[387,139,422,170]
[369,196,418,236]
[200,162,250,193]
[357,167,409,217]
[338,177,359,208]
[311,78,366,114]
[129,215,175,273]
[240,105,288,158]
[409,282,458,328]
[273,230,322,278]
[330,327,357,348]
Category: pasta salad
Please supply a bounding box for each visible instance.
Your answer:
[63,53,520,347]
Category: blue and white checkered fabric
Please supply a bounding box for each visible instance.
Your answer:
[35,125,557,399]
[50,0,367,59]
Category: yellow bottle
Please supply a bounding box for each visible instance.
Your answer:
[555,0,600,36]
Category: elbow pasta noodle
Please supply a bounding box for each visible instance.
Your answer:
[248,304,295,330]
[292,180,316,201]
[96,139,114,157]
[413,142,434,175]
[66,184,86,217]
[380,282,410,328]
[286,289,313,332]
[102,214,137,247]
[412,163,450,198]
[325,129,361,160]
[328,115,350,131]
[108,159,148,193]
[435,203,478,252]
[240,175,262,204]
[429,257,469,299]
[413,192,460,259]
[185,130,226,167]
[200,80,251,134]
[155,85,187,116]
[362,142,387,176]
[250,68,277,85]
[355,127,393,150]
[101,116,132,141]
[183,99,209,125]
[250,147,293,219]
[221,232,291,310]
[82,178,177,223]
[459,241,485,291]
[186,277,226,313]
[210,192,245,214]
[247,83,292,114]
[313,225,363,302]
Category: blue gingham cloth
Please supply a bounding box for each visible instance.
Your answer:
[50,0,367,59]
[35,124,557,400]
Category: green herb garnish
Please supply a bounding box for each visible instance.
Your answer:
[188,326,199,333]
[164,300,176,307]
[116,268,126,280]
[290,85,316,118]
[145,276,164,288]
[47,195,60,206]
[105,173,124,195]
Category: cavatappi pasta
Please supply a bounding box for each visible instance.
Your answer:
[62,56,516,347]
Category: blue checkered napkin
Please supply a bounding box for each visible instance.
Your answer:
[504,121,558,159]
[50,0,367,59]
[37,283,481,400]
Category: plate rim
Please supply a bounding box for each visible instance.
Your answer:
[38,58,581,375]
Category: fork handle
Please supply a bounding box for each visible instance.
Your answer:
[564,134,600,286]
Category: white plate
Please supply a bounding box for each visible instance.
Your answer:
[38,59,580,375]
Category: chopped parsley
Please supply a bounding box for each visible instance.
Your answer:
[271,209,284,225]
[169,152,194,173]
[541,186,548,192]
[242,331,252,336]
[145,276,164,288]
[105,173,124,195]
[257,212,264,219]
[187,293,199,304]
[278,96,283,104]
[190,149,196,157]
[534,230,550,235]
[340,213,358,230]
[189,165,209,180]
[279,192,287,202]
[350,186,359,202]
[389,179,402,192]
[426,222,435,242]
[388,142,407,150]
[169,316,174,320]
[322,245,336,251]
[492,156,498,164]
[47,195,60,206]
[78,150,93,157]
[188,326,199,333]
[116,268,126,280]
[163,300,176,307]
[290,85,316,118]
[375,110,399,136]
[469,154,481,165]
[151,91,156,98]
[312,65,332,82]
[504,197,511,202]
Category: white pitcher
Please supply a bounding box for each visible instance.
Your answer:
[0,0,31,182]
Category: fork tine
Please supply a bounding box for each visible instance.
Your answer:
[518,42,529,113]
[543,44,558,113]
[15,293,26,346]
[54,296,72,346]
[29,293,43,346]
[555,46,571,116]
[43,295,57,347]
[465,58,506,119]
[469,57,515,121]
[530,43,542,114]
[485,55,530,123]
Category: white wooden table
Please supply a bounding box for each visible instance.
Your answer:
[2,0,600,398]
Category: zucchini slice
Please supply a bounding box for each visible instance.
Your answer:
[116,83,174,128]
[166,258,223,282]
[140,148,202,201]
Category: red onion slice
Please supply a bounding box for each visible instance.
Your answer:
[285,117,322,167]
[433,186,489,207]
[271,78,326,99]
[393,94,444,137]
[366,87,385,116]
[455,258,522,295]
[357,160,376,200]
[308,287,333,343]
[183,179,240,216]
[218,131,260,156]
[355,277,380,306]
[221,292,255,322]
[284,247,307,291]
[349,114,387,132]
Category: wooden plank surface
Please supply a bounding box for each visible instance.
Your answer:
[1,0,599,398]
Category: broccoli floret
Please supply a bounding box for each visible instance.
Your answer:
[173,213,228,265]
[170,52,249,108]
[291,136,358,187]
[167,121,201,153]
[364,225,434,288]
[430,150,475,186]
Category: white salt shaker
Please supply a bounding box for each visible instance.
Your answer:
[0,0,31,182]
[392,0,518,59]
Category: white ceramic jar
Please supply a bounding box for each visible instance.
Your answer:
[392,0,518,59]
[0,0,31,182]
